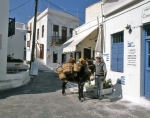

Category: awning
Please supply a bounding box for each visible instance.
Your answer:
[54,36,75,53]
[63,25,98,53]
[95,25,104,55]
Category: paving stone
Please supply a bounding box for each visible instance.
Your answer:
[0,71,149,118]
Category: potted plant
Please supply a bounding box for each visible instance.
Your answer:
[84,80,95,92]
[84,78,113,95]
[102,79,113,95]
[7,53,23,67]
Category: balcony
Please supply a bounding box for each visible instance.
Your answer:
[51,36,70,45]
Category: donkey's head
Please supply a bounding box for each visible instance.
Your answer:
[86,59,95,76]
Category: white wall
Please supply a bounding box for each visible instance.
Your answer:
[104,0,150,99]
[26,8,79,67]
[0,0,9,80]
[86,1,103,23]
[0,71,30,90]
[103,0,138,15]
[8,28,26,60]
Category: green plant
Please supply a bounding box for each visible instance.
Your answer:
[87,80,91,86]
[7,53,23,63]
[7,53,14,62]
[103,79,113,89]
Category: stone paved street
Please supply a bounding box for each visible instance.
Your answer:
[0,70,150,118]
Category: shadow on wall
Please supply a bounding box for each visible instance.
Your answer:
[110,78,123,102]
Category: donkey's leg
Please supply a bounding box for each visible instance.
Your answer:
[81,82,85,102]
[78,83,81,101]
[62,81,67,96]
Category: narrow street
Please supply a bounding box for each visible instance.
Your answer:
[0,70,150,118]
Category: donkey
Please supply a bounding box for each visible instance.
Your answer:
[62,60,95,102]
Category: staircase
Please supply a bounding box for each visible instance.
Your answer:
[34,58,50,72]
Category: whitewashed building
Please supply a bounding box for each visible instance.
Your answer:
[102,0,150,105]
[55,1,103,62]
[0,0,30,91]
[56,0,150,106]
[0,0,9,81]
[26,8,79,67]
[8,22,26,60]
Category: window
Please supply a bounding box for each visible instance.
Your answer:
[37,29,39,40]
[24,35,26,41]
[53,52,57,63]
[111,31,124,72]
[53,25,59,36]
[27,41,30,47]
[30,23,32,34]
[42,25,44,37]
[30,23,32,40]
[147,27,150,36]
[70,28,73,37]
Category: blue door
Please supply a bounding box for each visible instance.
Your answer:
[144,25,150,98]
[111,31,124,72]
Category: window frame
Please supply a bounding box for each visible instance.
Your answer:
[37,28,39,40]
[42,25,44,38]
[111,31,124,72]
[53,52,58,63]
[53,25,59,36]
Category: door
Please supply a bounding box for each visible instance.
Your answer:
[62,27,67,43]
[84,48,91,60]
[111,31,124,72]
[62,54,66,63]
[75,52,81,63]
[144,25,150,98]
[40,44,44,59]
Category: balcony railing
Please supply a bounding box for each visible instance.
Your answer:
[51,36,70,45]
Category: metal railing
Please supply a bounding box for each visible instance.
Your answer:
[51,36,70,45]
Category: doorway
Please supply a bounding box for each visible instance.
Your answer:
[143,25,150,99]
[75,52,81,63]
[62,27,67,43]
[62,54,66,63]
[84,48,91,60]
[40,44,44,59]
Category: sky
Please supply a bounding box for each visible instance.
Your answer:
[9,0,100,25]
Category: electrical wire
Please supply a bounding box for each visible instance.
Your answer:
[67,9,85,13]
[43,0,85,22]
[9,0,31,12]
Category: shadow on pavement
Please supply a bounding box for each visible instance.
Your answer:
[0,71,63,99]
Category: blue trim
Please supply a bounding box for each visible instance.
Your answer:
[142,25,145,96]
[111,32,124,72]
[142,24,150,98]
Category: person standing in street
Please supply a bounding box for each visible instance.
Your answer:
[94,53,107,100]
[57,62,61,68]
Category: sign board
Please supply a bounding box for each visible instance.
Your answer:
[30,62,38,75]
[0,34,2,49]
[103,53,109,62]
[117,76,125,85]
[127,41,136,66]
[142,6,150,24]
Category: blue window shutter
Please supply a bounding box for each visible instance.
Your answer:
[118,43,124,72]
[111,43,118,71]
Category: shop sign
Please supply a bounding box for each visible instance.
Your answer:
[142,6,150,24]
[127,41,136,66]
[103,53,109,61]
[117,76,125,85]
